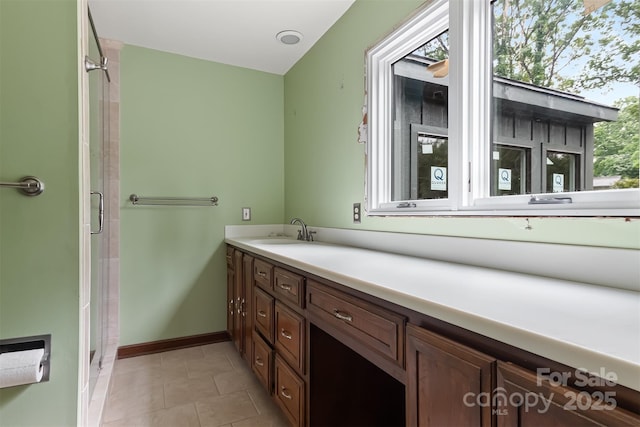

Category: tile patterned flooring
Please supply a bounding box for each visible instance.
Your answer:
[102,342,289,426]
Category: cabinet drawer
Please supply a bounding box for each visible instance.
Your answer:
[251,331,273,394]
[274,355,305,427]
[275,301,305,374]
[306,280,404,366]
[274,267,305,307]
[254,259,273,290]
[254,286,274,344]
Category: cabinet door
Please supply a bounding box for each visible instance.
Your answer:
[226,247,235,339]
[496,361,640,427]
[233,249,244,354]
[406,324,495,427]
[242,254,254,364]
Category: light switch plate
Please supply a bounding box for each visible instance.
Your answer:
[242,207,251,221]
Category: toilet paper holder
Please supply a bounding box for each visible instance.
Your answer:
[0,334,51,383]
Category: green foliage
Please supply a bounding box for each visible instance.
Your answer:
[593,96,639,184]
[494,0,594,88]
[494,1,639,190]
[578,0,640,90]
[493,0,639,92]
[613,177,640,188]
[414,31,449,61]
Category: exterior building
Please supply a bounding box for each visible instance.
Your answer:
[393,55,618,200]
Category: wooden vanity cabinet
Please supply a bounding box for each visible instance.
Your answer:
[496,361,640,427]
[275,354,305,427]
[226,245,640,427]
[406,324,495,427]
[274,301,305,375]
[225,247,235,339]
[241,254,254,364]
[405,325,640,427]
[232,253,307,426]
[226,248,254,361]
[274,267,304,307]
[232,250,244,353]
[254,286,274,344]
[306,279,405,369]
[254,258,273,290]
[252,330,273,393]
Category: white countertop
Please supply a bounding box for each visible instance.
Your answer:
[225,231,640,391]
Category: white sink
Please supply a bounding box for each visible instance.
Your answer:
[250,238,306,245]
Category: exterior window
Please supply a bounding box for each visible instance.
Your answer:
[492,0,635,197]
[366,0,639,216]
[414,131,448,200]
[391,31,450,201]
[545,151,579,193]
[492,145,530,196]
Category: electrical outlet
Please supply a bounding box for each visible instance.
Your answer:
[242,207,251,221]
[353,203,361,223]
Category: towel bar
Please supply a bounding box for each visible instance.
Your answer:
[129,194,218,206]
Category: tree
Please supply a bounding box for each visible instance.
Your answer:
[593,96,639,183]
[415,31,449,61]
[577,0,640,90]
[493,0,639,189]
[493,0,639,92]
[411,1,639,189]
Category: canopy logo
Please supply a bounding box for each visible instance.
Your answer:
[462,368,618,415]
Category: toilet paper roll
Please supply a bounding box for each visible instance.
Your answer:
[0,348,45,388]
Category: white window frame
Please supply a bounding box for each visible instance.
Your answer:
[365,0,640,217]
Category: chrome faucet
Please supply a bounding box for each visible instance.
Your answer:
[290,217,314,241]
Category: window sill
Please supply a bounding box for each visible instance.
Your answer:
[368,189,640,217]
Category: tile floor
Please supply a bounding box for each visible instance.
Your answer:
[102,342,290,426]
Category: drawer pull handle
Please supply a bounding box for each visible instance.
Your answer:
[237,297,242,315]
[333,309,353,322]
[278,283,292,291]
[229,299,234,314]
[257,271,267,278]
[255,357,264,367]
[280,329,293,340]
[257,310,267,318]
[280,387,293,400]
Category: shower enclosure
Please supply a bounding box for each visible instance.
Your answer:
[87,9,110,399]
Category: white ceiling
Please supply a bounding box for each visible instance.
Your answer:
[88,0,355,75]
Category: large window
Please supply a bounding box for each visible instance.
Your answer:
[366,0,639,216]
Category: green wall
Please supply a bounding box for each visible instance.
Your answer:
[119,46,284,345]
[0,0,635,424]
[0,0,80,425]
[284,0,640,249]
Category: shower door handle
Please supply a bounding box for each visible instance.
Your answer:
[91,191,104,235]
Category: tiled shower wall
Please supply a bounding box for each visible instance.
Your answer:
[103,38,121,351]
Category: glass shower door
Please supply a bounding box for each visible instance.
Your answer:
[88,22,109,398]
